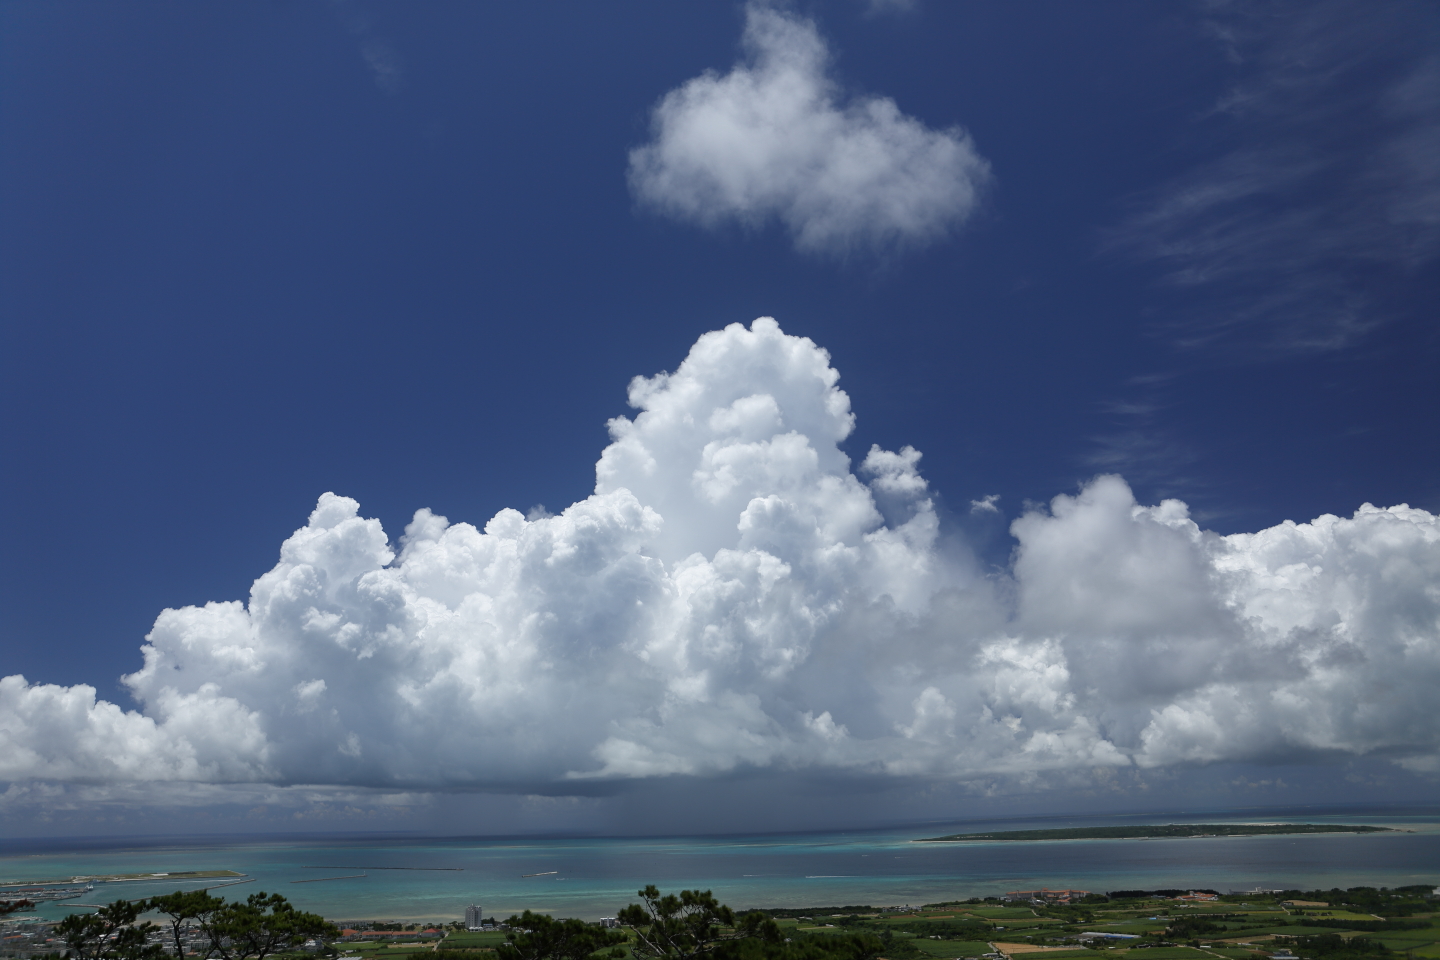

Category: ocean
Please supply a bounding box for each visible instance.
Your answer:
[3,809,1436,924]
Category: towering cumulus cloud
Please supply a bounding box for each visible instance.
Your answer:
[628,2,990,256]
[1,319,1438,807]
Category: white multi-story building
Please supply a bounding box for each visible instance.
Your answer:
[465,904,484,932]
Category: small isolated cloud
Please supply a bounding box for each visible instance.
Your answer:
[970,494,1000,514]
[628,2,991,256]
[0,319,1437,812]
[331,0,404,95]
[358,39,403,94]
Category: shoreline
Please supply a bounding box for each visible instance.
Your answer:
[916,824,1397,844]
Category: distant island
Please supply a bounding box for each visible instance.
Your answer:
[918,823,1396,842]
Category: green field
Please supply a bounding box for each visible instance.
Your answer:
[1089,923,1164,934]
[441,932,509,947]
[908,939,996,957]
[337,944,444,959]
[335,885,1436,960]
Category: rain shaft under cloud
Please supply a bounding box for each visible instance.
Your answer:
[2,319,1438,806]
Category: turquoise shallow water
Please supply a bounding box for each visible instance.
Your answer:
[3,811,1436,923]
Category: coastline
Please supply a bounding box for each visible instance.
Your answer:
[916,824,1398,844]
[3,812,1435,925]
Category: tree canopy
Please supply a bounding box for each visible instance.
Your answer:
[186,891,336,960]
[55,889,335,960]
[56,900,165,960]
[146,890,226,960]
[618,887,780,960]
[498,910,627,960]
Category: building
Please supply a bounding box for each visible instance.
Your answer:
[599,919,621,929]
[465,904,484,932]
[1002,888,1090,904]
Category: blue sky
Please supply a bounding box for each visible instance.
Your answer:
[1,0,1437,836]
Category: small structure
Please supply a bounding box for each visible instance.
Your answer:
[599,919,621,929]
[465,904,484,932]
[1003,888,1089,904]
[1270,950,1299,960]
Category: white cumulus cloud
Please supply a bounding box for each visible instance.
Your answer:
[627,2,991,256]
[1,318,1437,806]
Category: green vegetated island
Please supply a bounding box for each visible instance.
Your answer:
[919,823,1396,842]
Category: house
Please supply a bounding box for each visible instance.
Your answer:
[1002,888,1090,904]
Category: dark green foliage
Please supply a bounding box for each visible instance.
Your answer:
[821,917,993,942]
[55,900,165,960]
[1034,906,1095,924]
[750,910,992,955]
[147,890,226,960]
[200,892,337,960]
[895,920,994,940]
[1106,890,1219,900]
[1,898,35,916]
[1297,919,1430,933]
[497,911,627,960]
[870,931,928,960]
[1273,934,1391,960]
[751,910,874,921]
[1279,886,1434,918]
[139,889,336,960]
[723,933,887,960]
[1165,918,1222,940]
[618,887,781,960]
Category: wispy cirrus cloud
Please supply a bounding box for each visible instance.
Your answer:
[331,0,404,95]
[1107,0,1440,353]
